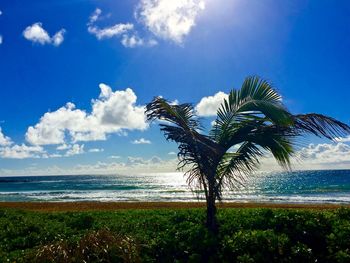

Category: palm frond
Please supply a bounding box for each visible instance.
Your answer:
[211,76,293,146]
[215,142,263,200]
[292,113,350,140]
[145,97,224,200]
[145,96,200,130]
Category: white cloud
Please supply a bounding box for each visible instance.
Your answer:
[89,8,102,24]
[88,148,104,153]
[195,91,228,117]
[108,155,121,159]
[168,151,177,155]
[52,29,66,46]
[88,8,133,40]
[0,128,12,146]
[88,22,134,40]
[88,8,158,48]
[0,157,179,176]
[0,144,45,159]
[297,143,350,166]
[335,136,350,143]
[121,33,158,48]
[56,144,70,150]
[26,84,148,145]
[136,0,206,44]
[132,138,151,144]
[23,22,66,46]
[259,142,350,171]
[126,155,162,166]
[65,144,84,157]
[0,8,2,44]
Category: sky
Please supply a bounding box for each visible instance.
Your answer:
[0,0,350,176]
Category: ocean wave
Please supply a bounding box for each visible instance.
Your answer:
[0,171,350,203]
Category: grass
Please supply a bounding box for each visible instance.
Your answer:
[0,207,350,262]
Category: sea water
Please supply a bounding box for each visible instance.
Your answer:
[0,170,350,203]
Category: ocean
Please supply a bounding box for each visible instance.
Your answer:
[0,170,350,204]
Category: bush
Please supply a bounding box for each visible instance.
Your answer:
[221,229,290,262]
[1,207,350,262]
[30,229,141,263]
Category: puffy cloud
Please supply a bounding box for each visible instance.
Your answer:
[297,143,350,166]
[195,91,228,117]
[26,84,148,145]
[65,144,84,156]
[0,144,45,159]
[136,0,206,44]
[0,128,12,146]
[132,138,151,144]
[23,22,66,46]
[51,29,66,46]
[259,142,350,171]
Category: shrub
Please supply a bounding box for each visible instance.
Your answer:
[221,229,290,262]
[31,229,141,263]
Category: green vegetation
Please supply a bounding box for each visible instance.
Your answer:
[145,76,350,232]
[1,207,350,262]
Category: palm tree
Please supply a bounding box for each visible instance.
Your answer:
[145,76,350,233]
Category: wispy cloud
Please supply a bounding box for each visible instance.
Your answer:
[88,148,104,153]
[132,138,151,144]
[0,10,3,44]
[87,8,156,48]
[23,22,66,46]
[87,8,134,40]
[108,155,121,159]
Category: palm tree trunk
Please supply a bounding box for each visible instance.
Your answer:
[206,182,218,234]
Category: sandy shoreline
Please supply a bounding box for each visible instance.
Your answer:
[0,201,348,212]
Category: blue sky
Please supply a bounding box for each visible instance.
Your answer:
[0,0,350,175]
